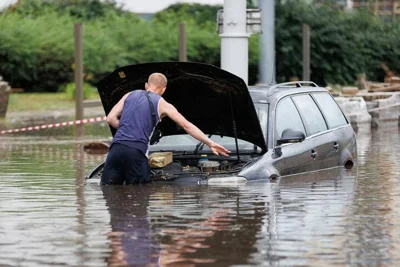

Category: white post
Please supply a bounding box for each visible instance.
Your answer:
[220,0,249,84]
[346,0,353,10]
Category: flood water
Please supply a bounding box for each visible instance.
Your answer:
[1,122,400,266]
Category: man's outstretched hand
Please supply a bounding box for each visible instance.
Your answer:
[209,142,231,157]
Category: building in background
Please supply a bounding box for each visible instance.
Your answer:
[353,0,400,16]
[316,0,400,17]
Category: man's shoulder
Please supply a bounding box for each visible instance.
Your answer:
[148,91,162,101]
[126,90,144,98]
[131,89,145,95]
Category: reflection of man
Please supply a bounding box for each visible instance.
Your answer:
[102,185,159,266]
[101,73,230,185]
[158,210,230,266]
[102,184,233,266]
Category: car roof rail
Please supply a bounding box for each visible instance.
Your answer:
[270,81,318,89]
[268,81,319,96]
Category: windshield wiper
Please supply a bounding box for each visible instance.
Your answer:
[193,134,212,154]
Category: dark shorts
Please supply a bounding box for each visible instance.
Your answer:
[101,143,150,185]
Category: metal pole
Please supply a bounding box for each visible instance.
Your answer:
[220,0,249,84]
[74,24,84,121]
[179,23,187,62]
[302,24,310,81]
[259,0,275,85]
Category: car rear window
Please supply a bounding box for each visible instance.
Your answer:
[312,93,348,129]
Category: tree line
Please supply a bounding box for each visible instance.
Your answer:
[0,0,398,92]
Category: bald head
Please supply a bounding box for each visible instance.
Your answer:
[148,73,167,89]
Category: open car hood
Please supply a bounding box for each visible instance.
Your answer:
[97,62,267,153]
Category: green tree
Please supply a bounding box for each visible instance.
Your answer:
[153,3,221,29]
[247,0,259,8]
[274,0,398,85]
[4,0,138,21]
[1,0,400,91]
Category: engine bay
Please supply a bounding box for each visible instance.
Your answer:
[86,152,256,183]
[150,154,252,181]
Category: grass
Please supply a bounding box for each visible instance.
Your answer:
[7,92,100,112]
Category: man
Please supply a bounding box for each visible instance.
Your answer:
[101,73,230,185]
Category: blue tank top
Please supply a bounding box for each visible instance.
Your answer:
[112,90,162,156]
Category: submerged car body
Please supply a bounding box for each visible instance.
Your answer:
[87,62,357,184]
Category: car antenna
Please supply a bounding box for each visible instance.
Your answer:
[229,93,240,162]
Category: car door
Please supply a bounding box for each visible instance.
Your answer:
[311,92,349,167]
[291,94,331,172]
[274,96,315,176]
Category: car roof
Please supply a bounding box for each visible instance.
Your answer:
[249,82,329,103]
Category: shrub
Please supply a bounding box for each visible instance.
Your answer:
[274,0,399,85]
[4,0,136,21]
[1,0,400,91]
[0,11,74,92]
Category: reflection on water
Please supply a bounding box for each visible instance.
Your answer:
[0,123,399,266]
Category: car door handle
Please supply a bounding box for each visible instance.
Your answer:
[333,142,339,150]
[311,150,317,159]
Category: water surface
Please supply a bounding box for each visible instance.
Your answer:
[0,122,399,266]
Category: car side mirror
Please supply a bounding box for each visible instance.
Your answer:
[277,128,305,145]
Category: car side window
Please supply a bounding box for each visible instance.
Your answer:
[275,97,306,139]
[312,93,348,128]
[292,94,328,136]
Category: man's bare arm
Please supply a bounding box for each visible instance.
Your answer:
[106,93,130,129]
[159,99,230,156]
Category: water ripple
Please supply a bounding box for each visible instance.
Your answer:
[0,123,400,266]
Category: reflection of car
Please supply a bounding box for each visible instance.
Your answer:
[87,62,356,184]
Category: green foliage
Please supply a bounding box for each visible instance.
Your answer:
[274,0,400,85]
[1,0,400,92]
[0,3,219,91]
[60,82,97,100]
[0,11,74,92]
[0,5,143,92]
[247,0,259,8]
[153,3,221,29]
[4,0,136,21]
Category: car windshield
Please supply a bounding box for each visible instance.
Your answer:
[149,103,268,154]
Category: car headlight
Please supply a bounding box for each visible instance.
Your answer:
[205,176,247,185]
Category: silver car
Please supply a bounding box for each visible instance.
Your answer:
[87,62,357,184]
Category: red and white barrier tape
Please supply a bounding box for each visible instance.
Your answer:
[1,116,107,135]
